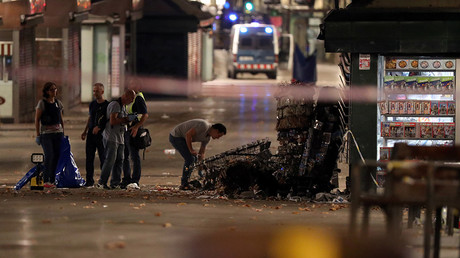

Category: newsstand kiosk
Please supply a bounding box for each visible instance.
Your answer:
[320,4,460,250]
[321,6,460,166]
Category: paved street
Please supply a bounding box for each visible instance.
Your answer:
[0,63,458,257]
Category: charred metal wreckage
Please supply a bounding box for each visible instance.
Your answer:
[190,82,347,198]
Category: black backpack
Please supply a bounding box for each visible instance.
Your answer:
[131,127,152,159]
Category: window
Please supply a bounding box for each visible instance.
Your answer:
[0,42,12,81]
[239,37,253,48]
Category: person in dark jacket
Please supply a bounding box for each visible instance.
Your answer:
[81,83,109,187]
[34,82,64,188]
[121,88,148,190]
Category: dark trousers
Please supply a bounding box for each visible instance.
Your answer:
[85,131,105,186]
[122,130,142,185]
[41,132,64,183]
[169,134,197,186]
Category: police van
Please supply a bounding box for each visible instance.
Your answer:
[227,23,279,79]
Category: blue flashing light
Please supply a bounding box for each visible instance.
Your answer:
[240,27,248,33]
[224,2,230,9]
[245,2,254,11]
[229,13,238,22]
[265,27,273,34]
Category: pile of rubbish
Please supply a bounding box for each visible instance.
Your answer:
[191,138,277,197]
[190,82,347,199]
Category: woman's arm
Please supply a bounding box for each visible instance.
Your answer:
[35,108,42,136]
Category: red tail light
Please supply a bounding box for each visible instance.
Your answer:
[233,54,237,62]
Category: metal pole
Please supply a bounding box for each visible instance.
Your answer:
[287,0,291,33]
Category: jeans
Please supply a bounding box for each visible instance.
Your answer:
[169,134,197,186]
[40,133,64,183]
[85,131,105,186]
[98,139,124,187]
[122,131,142,185]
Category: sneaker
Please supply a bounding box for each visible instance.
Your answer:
[127,183,140,190]
[96,183,110,190]
[120,181,129,189]
[44,182,55,189]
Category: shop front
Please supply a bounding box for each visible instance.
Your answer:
[321,7,460,169]
[36,0,91,111]
[0,0,45,123]
[81,0,132,102]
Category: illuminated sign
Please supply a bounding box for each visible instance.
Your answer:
[77,0,91,12]
[28,0,46,15]
[132,0,143,11]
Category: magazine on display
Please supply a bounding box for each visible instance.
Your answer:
[414,101,422,115]
[390,122,404,138]
[394,76,406,91]
[398,101,407,114]
[381,122,390,137]
[423,101,431,115]
[384,76,394,91]
[379,147,392,161]
[379,101,388,114]
[389,101,398,114]
[405,76,417,92]
[417,77,429,92]
[438,101,448,115]
[419,122,433,139]
[431,101,439,115]
[432,123,444,139]
[444,123,455,139]
[404,122,417,138]
[429,77,441,93]
[441,76,454,92]
[406,100,414,114]
[448,101,456,114]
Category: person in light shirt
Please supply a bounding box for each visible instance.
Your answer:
[169,119,226,190]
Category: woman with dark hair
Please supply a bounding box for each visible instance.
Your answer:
[34,82,64,188]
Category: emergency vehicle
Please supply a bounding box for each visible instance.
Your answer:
[227,23,279,79]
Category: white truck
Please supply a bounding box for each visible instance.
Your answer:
[227,23,279,79]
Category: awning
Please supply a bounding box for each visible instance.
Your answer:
[170,0,214,28]
[320,8,460,54]
[141,0,214,32]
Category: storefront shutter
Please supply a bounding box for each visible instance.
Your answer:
[19,27,35,123]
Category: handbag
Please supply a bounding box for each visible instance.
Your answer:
[131,127,152,159]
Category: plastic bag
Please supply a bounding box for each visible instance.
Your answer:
[15,164,44,190]
[55,136,85,188]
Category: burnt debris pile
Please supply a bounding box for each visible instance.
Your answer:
[191,138,278,196]
[191,82,345,198]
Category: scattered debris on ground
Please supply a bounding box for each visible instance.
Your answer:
[189,83,347,200]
